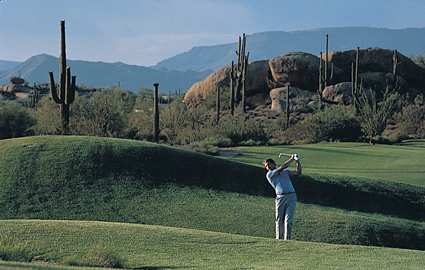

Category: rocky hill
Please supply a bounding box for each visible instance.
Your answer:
[184,48,425,117]
[155,27,425,72]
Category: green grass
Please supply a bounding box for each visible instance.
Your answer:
[226,141,425,187]
[0,136,425,251]
[0,220,424,270]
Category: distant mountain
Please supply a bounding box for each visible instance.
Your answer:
[0,54,211,92]
[154,27,425,72]
[0,60,21,72]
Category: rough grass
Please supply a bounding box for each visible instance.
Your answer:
[0,136,425,250]
[1,220,424,270]
[226,141,425,186]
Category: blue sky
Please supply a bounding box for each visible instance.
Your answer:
[0,0,424,65]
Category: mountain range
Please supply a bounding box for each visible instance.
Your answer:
[0,54,210,92]
[155,27,425,71]
[0,60,20,72]
[2,27,425,91]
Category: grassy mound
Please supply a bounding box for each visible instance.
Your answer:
[1,220,424,270]
[0,136,425,250]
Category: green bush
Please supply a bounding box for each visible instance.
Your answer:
[183,141,220,156]
[201,136,232,147]
[274,106,361,144]
[71,90,133,137]
[0,101,35,139]
[34,97,62,135]
[63,245,124,268]
[394,104,425,138]
[0,238,33,262]
[216,114,269,144]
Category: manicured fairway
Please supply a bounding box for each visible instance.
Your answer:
[226,141,425,186]
[1,136,424,250]
[1,220,424,270]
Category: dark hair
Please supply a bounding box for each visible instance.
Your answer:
[263,158,275,165]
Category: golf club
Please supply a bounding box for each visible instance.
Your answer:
[279,153,300,161]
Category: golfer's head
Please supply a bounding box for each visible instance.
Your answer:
[263,159,276,171]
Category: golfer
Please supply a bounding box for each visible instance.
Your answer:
[263,155,302,240]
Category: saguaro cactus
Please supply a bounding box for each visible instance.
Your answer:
[318,52,324,109]
[216,86,221,125]
[231,33,249,113]
[48,20,76,135]
[230,61,235,115]
[325,34,329,87]
[153,83,160,143]
[286,84,290,128]
[351,47,361,112]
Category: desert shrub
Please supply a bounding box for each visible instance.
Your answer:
[203,86,232,111]
[160,98,190,144]
[201,135,233,147]
[63,245,124,268]
[34,97,62,135]
[0,101,35,139]
[0,238,33,262]
[273,106,361,144]
[357,87,399,143]
[216,114,269,144]
[70,89,132,137]
[35,89,133,137]
[394,103,425,138]
[181,141,219,156]
[127,93,154,140]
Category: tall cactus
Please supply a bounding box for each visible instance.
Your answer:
[241,52,249,113]
[286,84,290,128]
[48,20,76,135]
[231,33,249,113]
[216,86,221,125]
[153,83,160,143]
[325,34,329,87]
[392,50,399,89]
[351,47,361,112]
[318,52,324,109]
[230,61,235,115]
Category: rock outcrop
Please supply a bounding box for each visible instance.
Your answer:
[322,82,352,105]
[270,86,315,113]
[268,52,319,91]
[184,48,425,112]
[183,60,270,107]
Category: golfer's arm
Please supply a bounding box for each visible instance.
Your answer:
[276,158,293,173]
[292,160,302,176]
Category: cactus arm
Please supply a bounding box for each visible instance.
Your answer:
[70,75,76,103]
[65,67,75,105]
[49,71,61,103]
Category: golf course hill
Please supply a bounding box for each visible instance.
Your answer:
[1,136,425,251]
[0,220,424,269]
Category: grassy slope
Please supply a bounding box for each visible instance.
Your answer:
[1,220,424,270]
[227,141,425,187]
[0,136,425,250]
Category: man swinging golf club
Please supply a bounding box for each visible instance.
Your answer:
[263,153,302,240]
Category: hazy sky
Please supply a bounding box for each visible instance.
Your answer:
[1,0,425,65]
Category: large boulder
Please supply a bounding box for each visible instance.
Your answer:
[268,52,320,91]
[183,66,230,106]
[322,82,353,105]
[184,60,270,107]
[326,48,425,91]
[269,86,314,113]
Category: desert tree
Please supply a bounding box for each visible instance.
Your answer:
[356,85,399,144]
